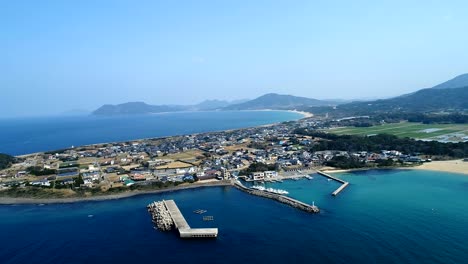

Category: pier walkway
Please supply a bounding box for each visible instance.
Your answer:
[162,200,218,238]
[163,200,190,229]
[316,171,349,196]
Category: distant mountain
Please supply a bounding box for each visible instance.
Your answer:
[431,73,468,89]
[92,99,251,115]
[93,102,187,115]
[195,100,231,110]
[224,93,337,110]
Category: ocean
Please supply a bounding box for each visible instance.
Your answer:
[1,169,467,264]
[0,110,303,156]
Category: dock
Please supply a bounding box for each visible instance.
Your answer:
[316,171,349,196]
[148,200,218,238]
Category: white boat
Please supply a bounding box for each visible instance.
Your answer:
[251,185,289,195]
[305,175,314,180]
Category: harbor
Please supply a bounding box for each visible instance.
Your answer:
[147,199,218,238]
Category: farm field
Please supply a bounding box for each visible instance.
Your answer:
[328,122,468,142]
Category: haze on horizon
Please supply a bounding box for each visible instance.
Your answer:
[1,0,468,117]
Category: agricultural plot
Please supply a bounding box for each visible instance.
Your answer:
[328,122,468,142]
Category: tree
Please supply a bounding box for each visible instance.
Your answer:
[74,175,84,186]
[0,153,15,170]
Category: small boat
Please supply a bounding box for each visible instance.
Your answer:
[305,175,314,180]
[193,209,207,214]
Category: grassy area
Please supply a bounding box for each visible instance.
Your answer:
[328,122,468,140]
[164,150,203,160]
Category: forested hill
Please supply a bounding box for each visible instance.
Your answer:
[304,86,468,116]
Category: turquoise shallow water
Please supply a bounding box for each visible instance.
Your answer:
[0,110,302,155]
[1,169,467,264]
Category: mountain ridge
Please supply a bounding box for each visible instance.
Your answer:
[431,73,468,89]
[224,93,337,110]
[92,93,337,115]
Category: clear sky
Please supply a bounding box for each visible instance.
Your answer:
[1,0,468,116]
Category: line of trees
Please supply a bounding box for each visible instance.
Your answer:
[294,129,468,158]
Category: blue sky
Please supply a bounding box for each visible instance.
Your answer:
[1,0,468,116]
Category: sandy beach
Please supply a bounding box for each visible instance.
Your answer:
[0,180,232,205]
[288,110,314,118]
[410,159,468,175]
[322,160,468,175]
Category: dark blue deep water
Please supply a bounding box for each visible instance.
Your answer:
[0,111,302,155]
[1,170,467,264]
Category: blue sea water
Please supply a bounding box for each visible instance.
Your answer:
[0,110,302,156]
[1,169,467,264]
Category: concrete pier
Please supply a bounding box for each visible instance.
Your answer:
[148,199,218,238]
[234,181,320,213]
[316,171,349,196]
[332,182,349,196]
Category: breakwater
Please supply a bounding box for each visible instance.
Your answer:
[147,201,174,231]
[147,199,218,238]
[316,171,349,196]
[234,181,320,213]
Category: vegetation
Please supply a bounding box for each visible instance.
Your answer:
[303,86,468,117]
[324,156,365,169]
[295,129,468,158]
[327,122,468,140]
[0,153,15,170]
[239,162,276,175]
[26,166,56,176]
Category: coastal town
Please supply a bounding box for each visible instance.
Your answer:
[2,115,462,198]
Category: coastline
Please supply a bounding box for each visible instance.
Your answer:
[249,109,313,119]
[0,180,232,205]
[322,159,468,175]
[14,109,309,158]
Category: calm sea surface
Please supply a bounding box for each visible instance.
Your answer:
[0,111,302,155]
[1,169,467,264]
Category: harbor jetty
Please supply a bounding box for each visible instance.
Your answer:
[234,181,320,213]
[147,199,218,238]
[316,171,349,196]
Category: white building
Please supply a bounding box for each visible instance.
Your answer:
[251,172,265,181]
[264,171,277,178]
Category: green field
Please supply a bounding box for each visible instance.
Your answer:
[328,122,468,141]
